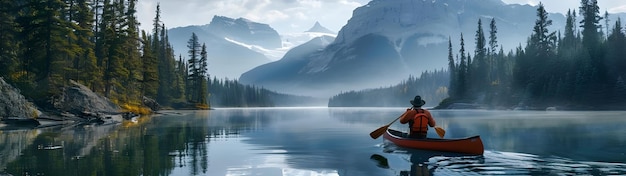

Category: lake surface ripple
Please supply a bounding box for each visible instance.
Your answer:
[1,108,625,176]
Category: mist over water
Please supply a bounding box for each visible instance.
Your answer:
[1,108,625,175]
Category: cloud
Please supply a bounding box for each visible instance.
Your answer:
[609,5,626,13]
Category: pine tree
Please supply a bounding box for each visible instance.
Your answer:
[141,31,159,98]
[489,18,498,55]
[561,10,578,51]
[447,37,456,98]
[16,0,78,97]
[187,32,201,103]
[72,0,101,90]
[579,0,606,103]
[606,18,626,78]
[604,11,609,40]
[172,56,186,100]
[473,19,488,96]
[521,2,556,100]
[151,4,178,106]
[120,0,142,102]
[457,33,467,99]
[489,18,500,85]
[579,0,603,57]
[198,43,209,105]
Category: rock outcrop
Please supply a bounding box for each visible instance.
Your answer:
[51,80,121,114]
[0,77,40,119]
[142,96,160,111]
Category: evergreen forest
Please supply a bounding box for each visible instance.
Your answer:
[331,0,626,110]
[328,70,449,107]
[209,77,326,107]
[0,0,299,110]
[444,1,626,110]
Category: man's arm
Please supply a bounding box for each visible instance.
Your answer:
[399,109,415,124]
[425,110,436,127]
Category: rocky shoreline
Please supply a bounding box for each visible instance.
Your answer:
[0,77,154,129]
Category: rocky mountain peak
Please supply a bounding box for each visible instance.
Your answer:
[205,15,282,49]
[305,21,335,34]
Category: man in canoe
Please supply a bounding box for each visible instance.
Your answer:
[399,95,436,139]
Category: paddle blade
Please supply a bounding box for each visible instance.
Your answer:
[434,126,446,139]
[369,125,390,139]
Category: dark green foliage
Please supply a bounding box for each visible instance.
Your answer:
[0,0,19,77]
[445,0,626,109]
[185,33,208,106]
[457,34,468,99]
[447,37,456,98]
[328,70,449,107]
[208,78,274,107]
[471,19,489,98]
[0,0,189,109]
[71,0,102,90]
[516,2,557,104]
[141,31,159,98]
[208,77,319,107]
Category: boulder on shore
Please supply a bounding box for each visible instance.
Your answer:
[142,96,160,112]
[51,80,121,115]
[0,77,40,119]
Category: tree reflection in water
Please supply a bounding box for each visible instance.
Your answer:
[1,110,263,176]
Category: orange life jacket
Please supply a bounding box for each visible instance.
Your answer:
[409,109,429,134]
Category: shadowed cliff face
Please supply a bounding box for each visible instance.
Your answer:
[0,77,39,119]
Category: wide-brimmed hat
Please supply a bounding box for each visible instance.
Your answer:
[410,95,426,107]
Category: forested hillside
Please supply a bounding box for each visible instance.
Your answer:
[0,1,311,110]
[0,0,199,109]
[443,1,626,110]
[328,70,449,107]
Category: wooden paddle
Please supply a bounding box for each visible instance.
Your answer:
[434,126,446,139]
[369,114,403,139]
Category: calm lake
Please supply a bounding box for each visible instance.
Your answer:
[1,108,626,176]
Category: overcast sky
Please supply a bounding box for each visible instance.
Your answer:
[136,0,626,34]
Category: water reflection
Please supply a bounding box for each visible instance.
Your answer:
[378,140,484,176]
[375,110,626,175]
[428,110,626,163]
[0,110,249,176]
[381,145,626,175]
[1,108,625,176]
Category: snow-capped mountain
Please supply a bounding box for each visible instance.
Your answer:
[167,17,338,79]
[239,0,566,97]
[280,22,337,54]
[240,35,336,89]
[202,16,282,49]
[167,16,280,79]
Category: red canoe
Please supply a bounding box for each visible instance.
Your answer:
[383,129,484,155]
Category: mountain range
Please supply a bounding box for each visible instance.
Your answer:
[167,16,336,79]
[239,0,567,97]
[168,0,626,98]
